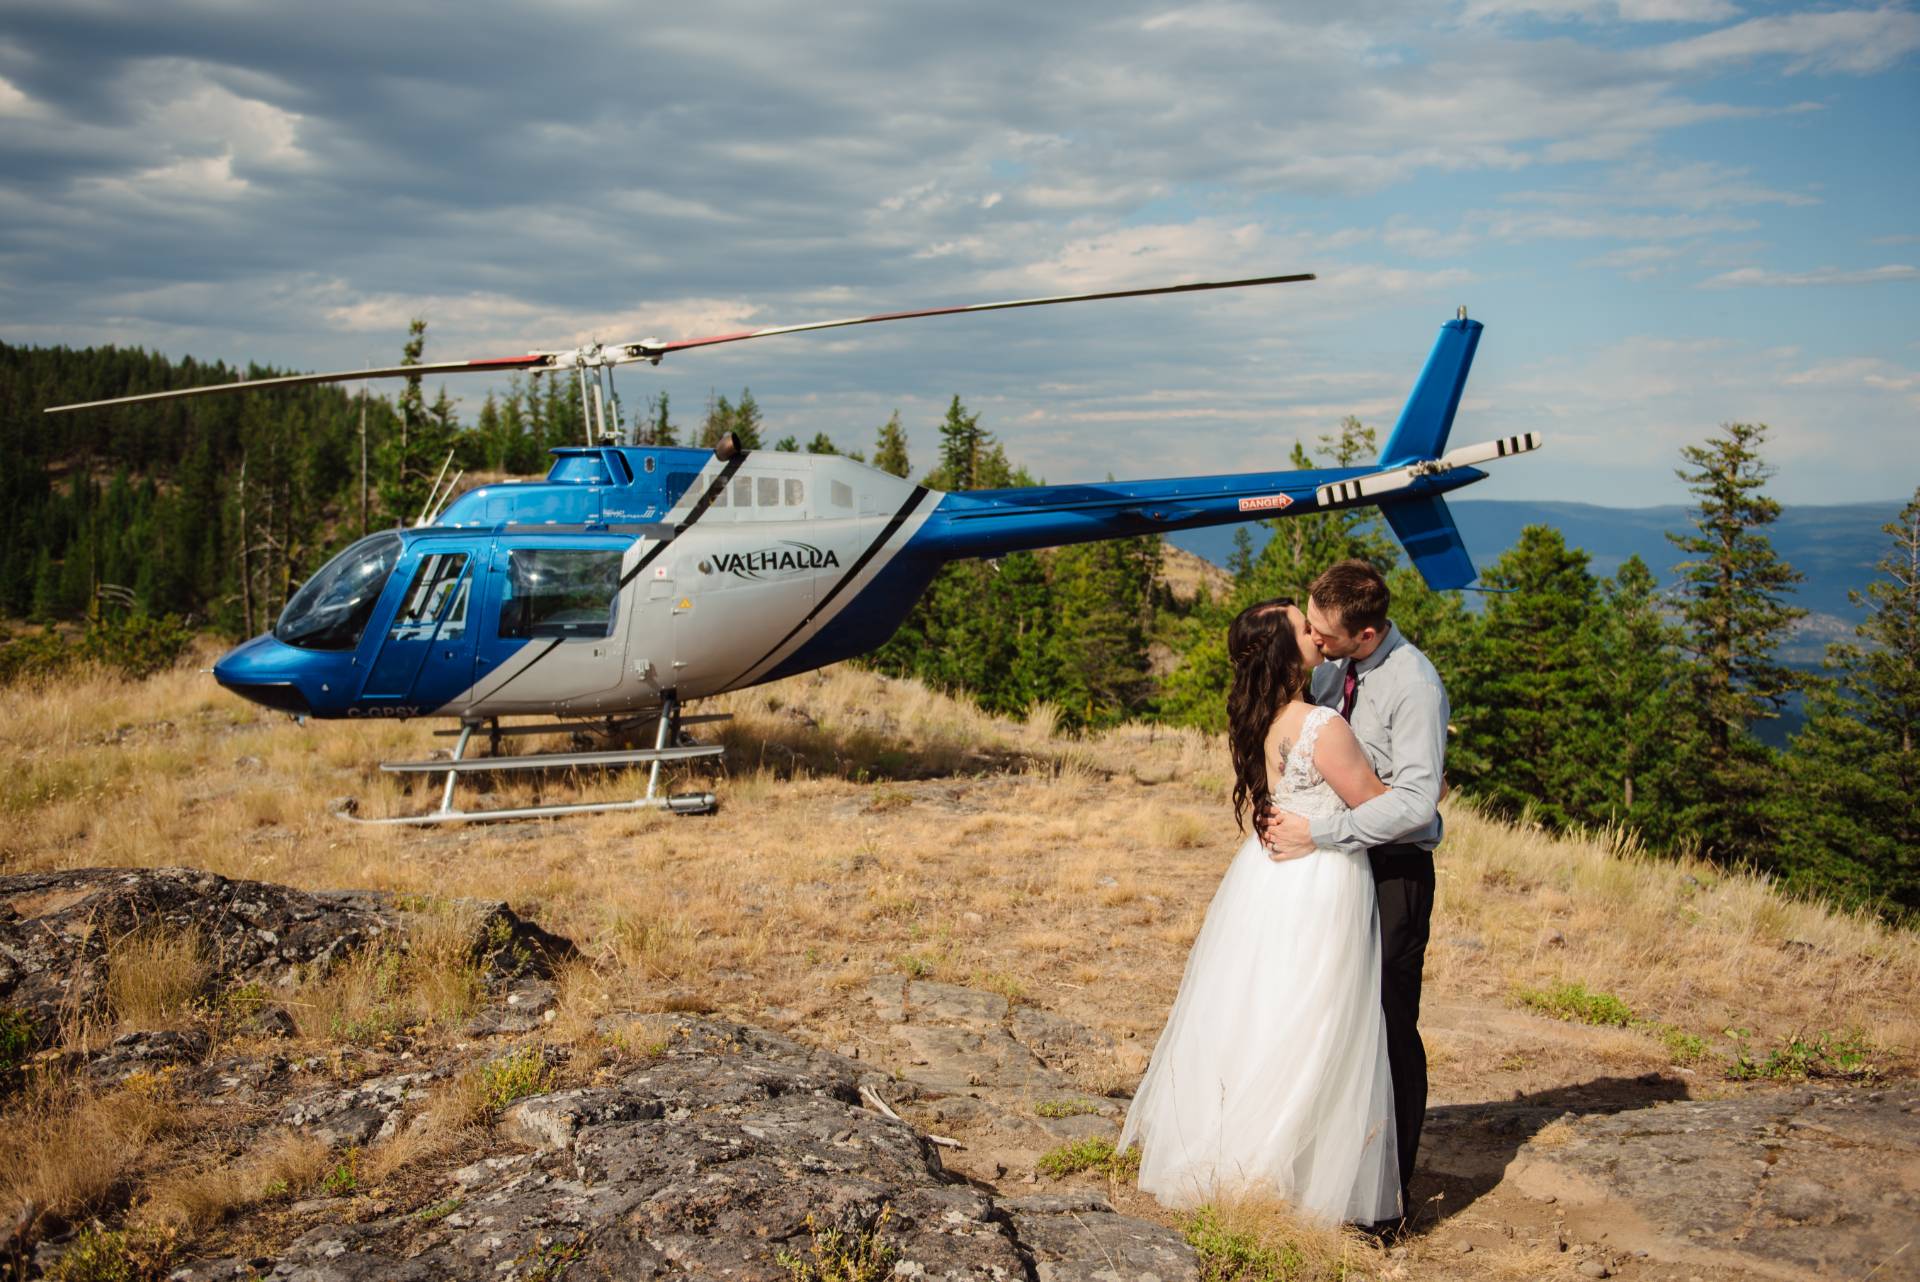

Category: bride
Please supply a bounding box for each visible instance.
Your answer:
[1118,597,1400,1225]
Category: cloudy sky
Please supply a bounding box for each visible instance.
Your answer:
[2,1,1914,505]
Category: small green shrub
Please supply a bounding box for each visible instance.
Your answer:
[1034,1098,1100,1119]
[1515,981,1633,1027]
[777,1206,897,1282]
[322,1148,361,1196]
[414,1197,462,1223]
[1657,1024,1709,1064]
[1182,1207,1306,1282]
[480,1046,554,1111]
[1727,1028,1874,1081]
[0,615,195,687]
[45,1223,175,1282]
[0,1006,35,1075]
[1036,1137,1140,1181]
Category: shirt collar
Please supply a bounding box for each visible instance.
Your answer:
[1348,622,1402,679]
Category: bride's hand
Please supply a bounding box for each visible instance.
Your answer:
[1259,808,1316,861]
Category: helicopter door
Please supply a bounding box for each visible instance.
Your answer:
[360,550,474,708]
[471,538,630,711]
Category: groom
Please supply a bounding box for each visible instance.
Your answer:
[1260,558,1449,1226]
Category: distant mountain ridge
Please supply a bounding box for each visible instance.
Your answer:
[1166,499,1902,673]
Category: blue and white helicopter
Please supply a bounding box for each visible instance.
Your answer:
[49,274,1539,823]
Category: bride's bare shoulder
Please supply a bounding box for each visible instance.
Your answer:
[1264,701,1315,762]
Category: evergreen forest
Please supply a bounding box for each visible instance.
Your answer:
[4,335,1915,921]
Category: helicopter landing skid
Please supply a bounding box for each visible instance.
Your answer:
[345,699,725,825]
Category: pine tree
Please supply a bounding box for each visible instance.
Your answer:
[377,318,430,526]
[1594,555,1686,840]
[771,436,799,452]
[645,391,678,447]
[806,432,839,455]
[732,388,763,449]
[1448,526,1610,829]
[1776,488,1920,915]
[935,396,986,491]
[1666,422,1805,865]
[698,392,733,449]
[873,412,911,478]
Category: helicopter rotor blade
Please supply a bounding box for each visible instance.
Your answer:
[44,270,1315,414]
[43,354,555,415]
[631,271,1316,358]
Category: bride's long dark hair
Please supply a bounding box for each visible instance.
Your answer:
[1227,598,1309,831]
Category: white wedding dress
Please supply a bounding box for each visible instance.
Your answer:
[1118,704,1400,1224]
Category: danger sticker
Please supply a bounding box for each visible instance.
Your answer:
[1238,494,1295,513]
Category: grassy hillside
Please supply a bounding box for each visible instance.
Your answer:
[3,654,1914,1277]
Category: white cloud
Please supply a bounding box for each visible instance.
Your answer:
[1462,0,1741,22]
[1650,7,1920,74]
[1700,264,1920,288]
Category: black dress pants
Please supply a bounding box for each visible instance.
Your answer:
[1369,841,1435,1211]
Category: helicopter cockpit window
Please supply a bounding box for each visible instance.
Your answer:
[274,531,404,651]
[498,548,622,639]
[830,480,853,510]
[386,553,470,642]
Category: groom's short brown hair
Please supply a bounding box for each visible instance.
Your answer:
[1309,559,1390,634]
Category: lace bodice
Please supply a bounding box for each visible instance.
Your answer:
[1271,704,1348,824]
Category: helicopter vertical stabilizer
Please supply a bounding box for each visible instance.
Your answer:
[1378,314,1481,467]
[1379,495,1476,590]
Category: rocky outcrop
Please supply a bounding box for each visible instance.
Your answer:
[172,1018,1194,1282]
[1509,1086,1920,1281]
[0,867,575,1047]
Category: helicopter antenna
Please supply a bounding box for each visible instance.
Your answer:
[415,448,458,528]
[44,271,1316,415]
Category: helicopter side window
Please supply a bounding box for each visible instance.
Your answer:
[498,548,623,640]
[784,478,805,507]
[386,553,470,642]
[274,531,404,652]
[757,476,780,508]
[830,480,853,510]
[548,455,612,485]
[733,476,753,507]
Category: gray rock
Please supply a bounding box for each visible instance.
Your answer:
[907,981,1009,1029]
[1512,1086,1919,1280]
[0,868,577,1057]
[1011,1202,1199,1282]
[178,1017,1195,1282]
[84,1028,210,1082]
[279,1071,435,1148]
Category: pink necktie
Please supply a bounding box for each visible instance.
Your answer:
[1340,664,1359,719]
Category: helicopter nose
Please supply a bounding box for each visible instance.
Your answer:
[213,634,317,715]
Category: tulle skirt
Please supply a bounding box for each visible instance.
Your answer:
[1119,833,1399,1224]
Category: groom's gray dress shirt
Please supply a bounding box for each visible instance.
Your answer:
[1307,623,1448,855]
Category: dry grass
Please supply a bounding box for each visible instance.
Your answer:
[2,655,1917,1272]
[287,903,488,1044]
[137,1130,333,1232]
[0,1073,182,1229]
[1180,1192,1384,1282]
[104,925,210,1032]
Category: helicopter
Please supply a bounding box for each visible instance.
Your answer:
[47,273,1540,823]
